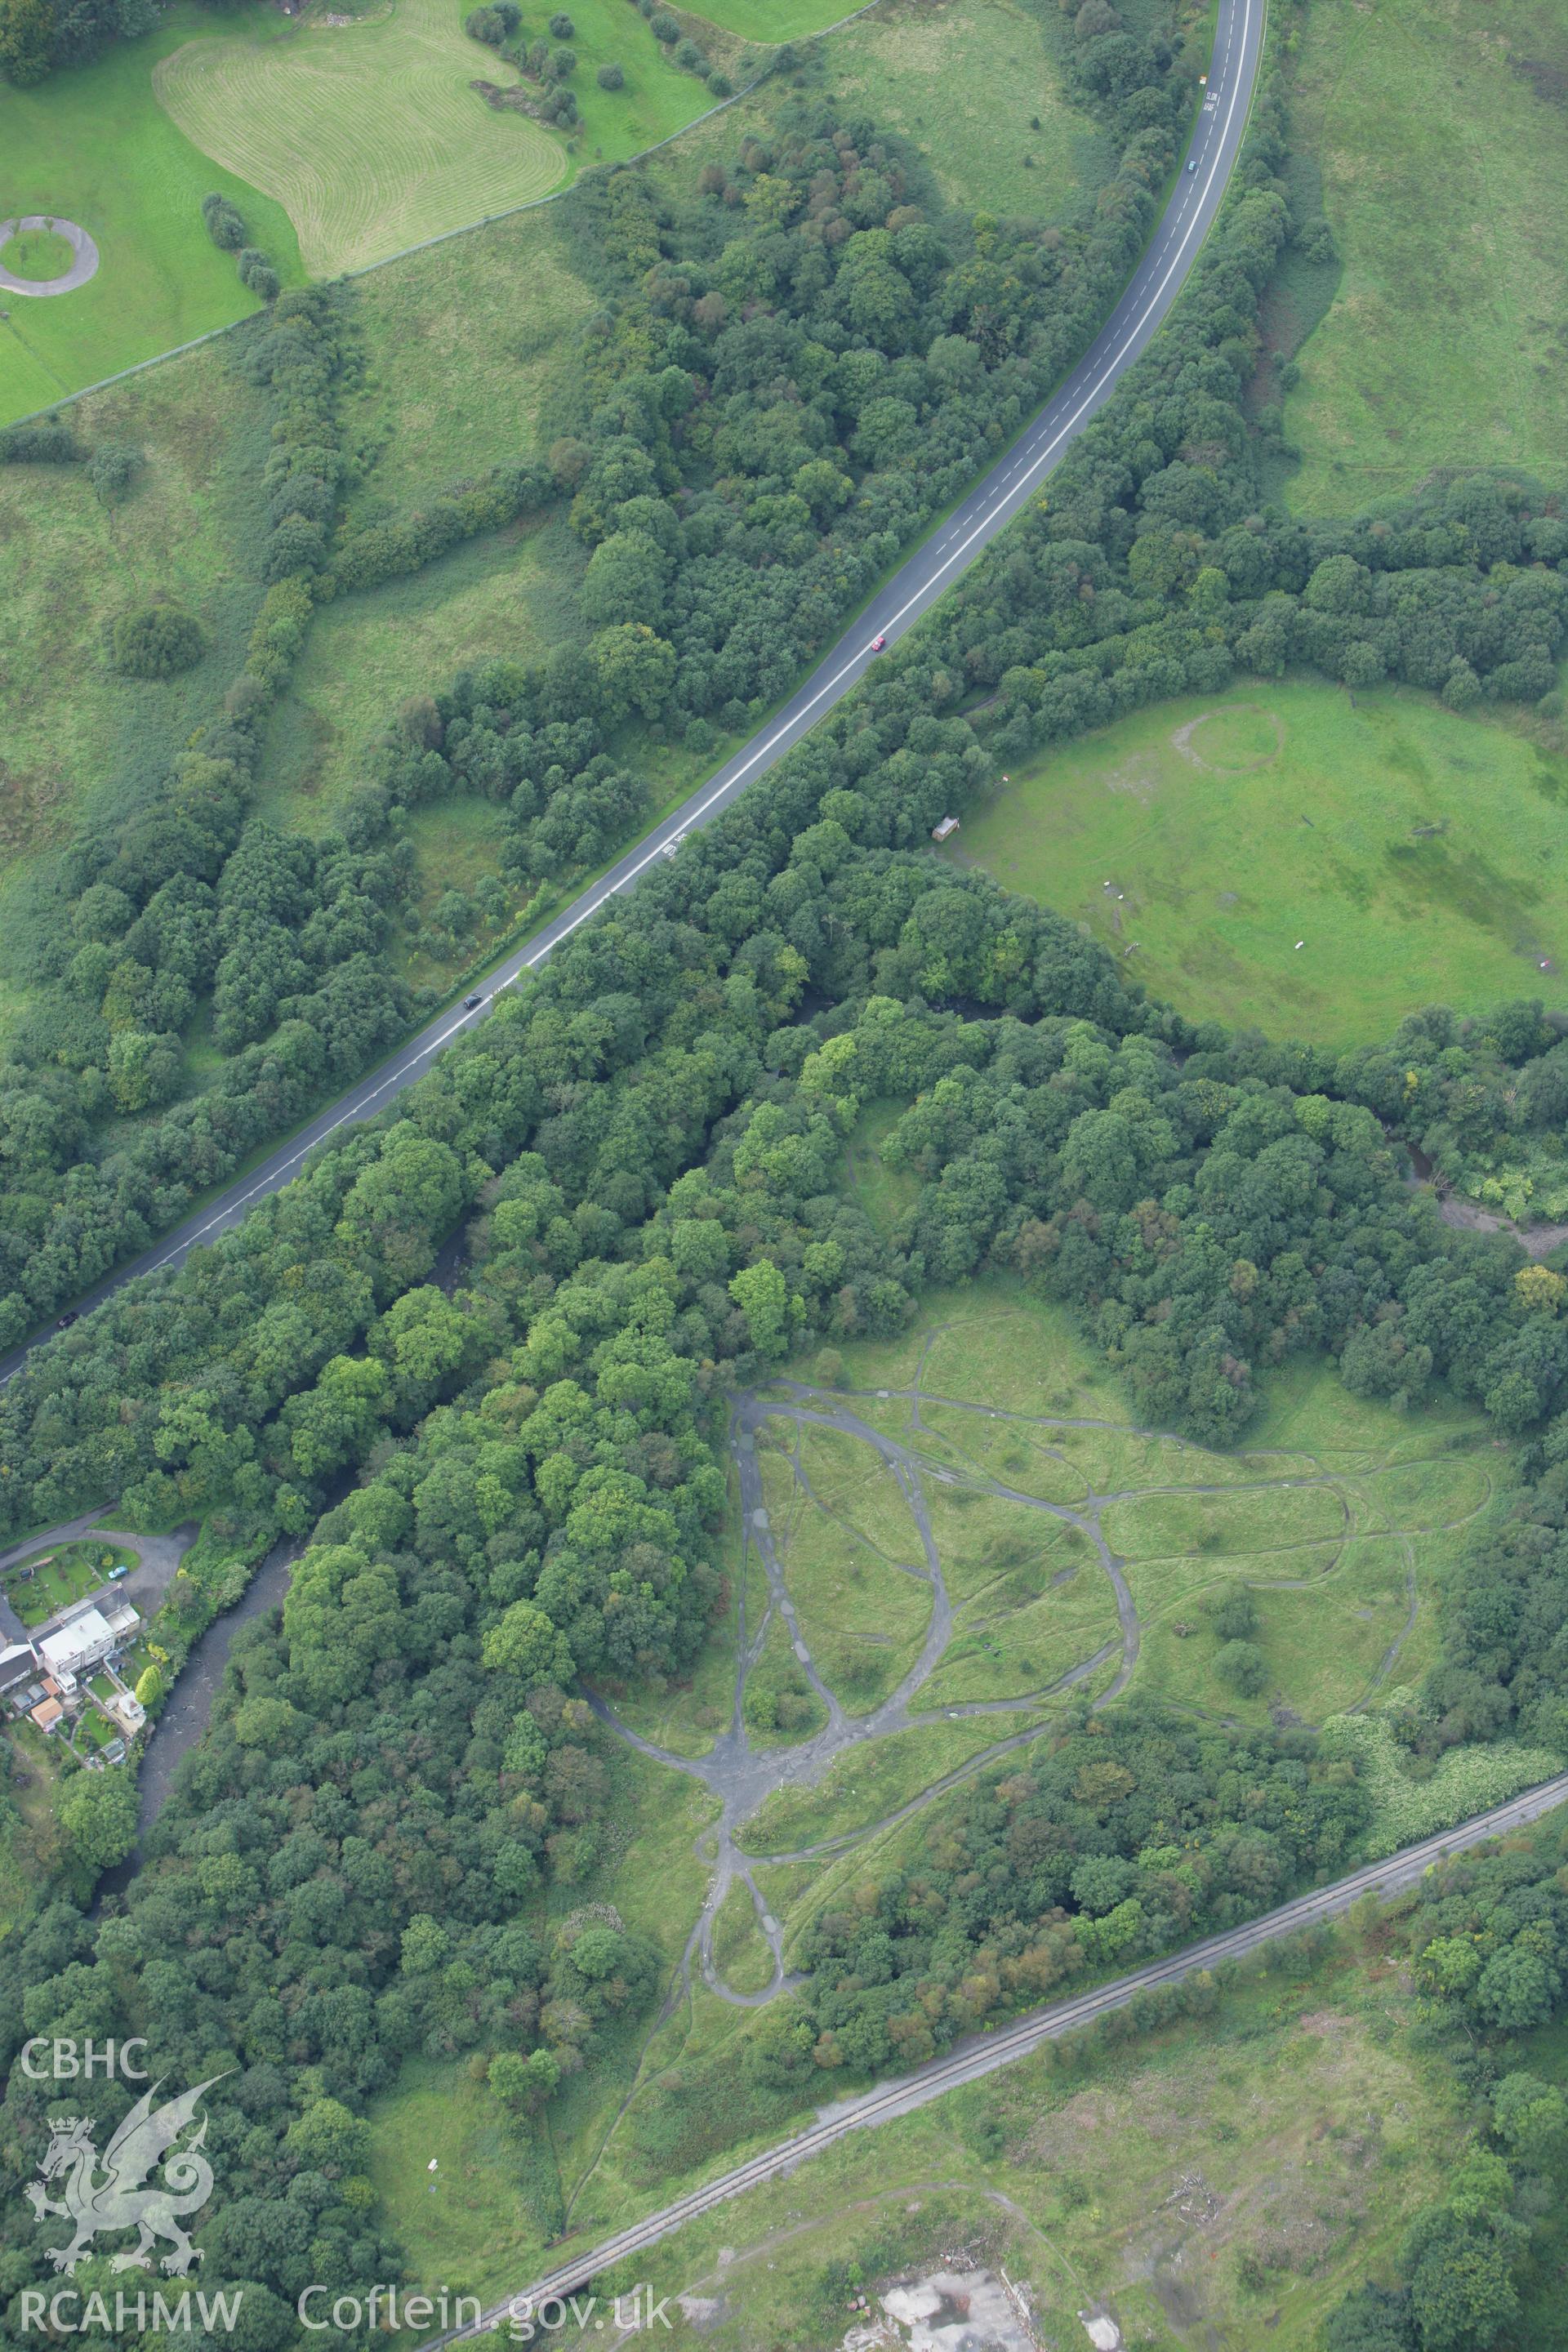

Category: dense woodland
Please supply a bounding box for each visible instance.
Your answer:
[0,0,1200,1345]
[2,13,1568,2349]
[1325,1821,1568,2352]
[0,0,156,87]
[3,24,1565,1344]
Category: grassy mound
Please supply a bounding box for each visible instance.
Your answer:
[949,680,1568,1048]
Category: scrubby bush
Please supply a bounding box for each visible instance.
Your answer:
[548,8,572,32]
[595,58,623,87]
[200,191,246,251]
[1209,1587,1258,1642]
[1215,1640,1268,1698]
[330,457,552,593]
[465,4,506,42]
[650,8,677,38]
[237,247,280,301]
[0,418,81,464]
[111,602,206,679]
[549,44,575,77]
[87,441,142,504]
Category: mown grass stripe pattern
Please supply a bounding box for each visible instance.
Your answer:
[154,0,566,276]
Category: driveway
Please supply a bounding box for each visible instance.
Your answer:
[0,1513,198,1631]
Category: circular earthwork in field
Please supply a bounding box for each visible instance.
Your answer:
[0,217,101,297]
[1173,702,1285,773]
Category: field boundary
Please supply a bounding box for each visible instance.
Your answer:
[2,0,894,430]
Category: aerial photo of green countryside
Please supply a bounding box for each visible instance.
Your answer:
[4,0,1568,2345]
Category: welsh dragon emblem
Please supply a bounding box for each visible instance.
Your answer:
[25,2076,226,2276]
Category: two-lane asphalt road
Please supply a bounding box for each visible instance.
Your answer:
[423,1768,1568,2345]
[0,0,1264,1387]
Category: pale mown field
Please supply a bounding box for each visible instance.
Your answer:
[154,0,566,274]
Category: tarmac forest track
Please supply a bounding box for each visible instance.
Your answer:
[423,1766,1568,2347]
[0,0,1265,1392]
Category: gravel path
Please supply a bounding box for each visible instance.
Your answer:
[586,1347,1492,2043]
[0,217,100,297]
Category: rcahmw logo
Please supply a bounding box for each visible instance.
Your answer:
[20,2069,239,2335]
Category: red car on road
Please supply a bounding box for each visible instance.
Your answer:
[870,633,887,652]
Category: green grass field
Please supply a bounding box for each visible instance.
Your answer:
[154,0,767,278]
[699,0,859,33]
[951,680,1568,1048]
[0,5,303,425]
[154,0,568,278]
[339,199,595,504]
[762,1454,935,1713]
[257,519,586,831]
[1283,0,1568,510]
[0,0,764,421]
[0,349,274,1046]
[639,0,1107,222]
[805,1289,1495,1730]
[367,2059,549,2302]
[710,1879,777,1994]
[610,1284,1497,1872]
[814,0,1107,221]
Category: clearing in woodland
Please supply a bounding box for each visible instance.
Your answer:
[797,0,1107,222]
[638,0,1110,222]
[363,1285,1517,2303]
[1281,0,1568,510]
[948,679,1568,1049]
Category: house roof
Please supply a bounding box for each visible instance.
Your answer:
[0,1641,36,1689]
[39,1606,117,1673]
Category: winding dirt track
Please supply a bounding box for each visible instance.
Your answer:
[589,1353,1489,2016]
